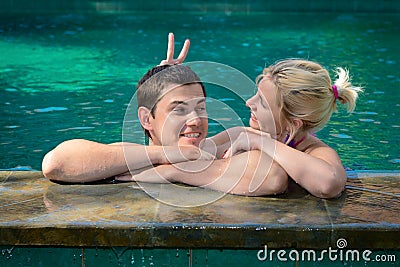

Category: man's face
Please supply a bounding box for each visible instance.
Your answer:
[148,83,208,147]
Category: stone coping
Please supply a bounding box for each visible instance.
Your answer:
[0,171,399,249]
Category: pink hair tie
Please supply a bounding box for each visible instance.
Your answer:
[332,84,339,100]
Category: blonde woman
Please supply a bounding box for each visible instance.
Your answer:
[221,60,363,198]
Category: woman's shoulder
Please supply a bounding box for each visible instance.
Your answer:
[303,134,341,160]
[303,134,334,153]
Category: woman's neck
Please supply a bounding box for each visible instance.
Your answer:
[283,132,308,149]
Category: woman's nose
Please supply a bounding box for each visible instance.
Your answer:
[246,95,256,108]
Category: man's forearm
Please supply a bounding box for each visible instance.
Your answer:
[136,150,288,196]
[42,139,209,183]
[42,139,153,183]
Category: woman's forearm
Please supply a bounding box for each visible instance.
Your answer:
[260,138,346,198]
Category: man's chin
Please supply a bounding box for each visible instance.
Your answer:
[178,138,203,147]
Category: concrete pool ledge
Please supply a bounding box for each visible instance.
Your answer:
[0,171,399,249]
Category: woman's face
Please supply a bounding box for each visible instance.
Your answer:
[246,76,284,138]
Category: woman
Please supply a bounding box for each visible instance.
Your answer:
[121,33,363,198]
[222,59,362,198]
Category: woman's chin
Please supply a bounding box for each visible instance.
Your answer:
[249,120,260,130]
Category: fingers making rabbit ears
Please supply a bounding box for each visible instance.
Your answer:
[159,32,190,66]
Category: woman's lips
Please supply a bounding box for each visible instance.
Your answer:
[250,112,258,122]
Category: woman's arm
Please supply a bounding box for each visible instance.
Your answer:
[273,141,346,198]
[159,32,190,66]
[201,126,247,158]
[42,139,210,183]
[118,150,288,196]
[224,130,346,198]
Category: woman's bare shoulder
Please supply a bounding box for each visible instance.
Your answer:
[304,135,342,163]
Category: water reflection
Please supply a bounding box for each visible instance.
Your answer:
[332,173,400,224]
[346,185,399,197]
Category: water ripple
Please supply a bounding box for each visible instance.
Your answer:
[330,133,352,139]
[34,107,68,113]
[57,126,95,132]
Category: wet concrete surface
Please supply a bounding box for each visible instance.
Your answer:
[0,171,399,249]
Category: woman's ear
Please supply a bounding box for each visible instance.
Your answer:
[138,107,153,131]
[291,118,303,131]
[285,118,303,132]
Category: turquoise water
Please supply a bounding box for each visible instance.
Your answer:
[1,12,399,170]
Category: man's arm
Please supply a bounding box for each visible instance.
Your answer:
[42,139,208,183]
[122,150,288,196]
[42,139,142,183]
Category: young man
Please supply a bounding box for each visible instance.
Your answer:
[42,64,211,183]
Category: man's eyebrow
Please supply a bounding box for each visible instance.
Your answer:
[196,98,206,104]
[169,98,206,107]
[169,100,187,107]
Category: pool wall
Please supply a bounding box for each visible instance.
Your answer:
[1,0,399,14]
[1,171,399,266]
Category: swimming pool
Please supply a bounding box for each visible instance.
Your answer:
[1,2,400,267]
[1,8,399,171]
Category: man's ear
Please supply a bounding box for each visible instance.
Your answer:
[138,107,153,131]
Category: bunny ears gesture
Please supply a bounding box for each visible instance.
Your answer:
[159,33,190,66]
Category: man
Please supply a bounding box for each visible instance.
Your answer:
[42,64,211,183]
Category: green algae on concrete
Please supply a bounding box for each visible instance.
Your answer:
[0,171,399,249]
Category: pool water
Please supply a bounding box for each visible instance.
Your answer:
[1,12,399,170]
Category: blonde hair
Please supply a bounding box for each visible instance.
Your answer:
[258,59,363,144]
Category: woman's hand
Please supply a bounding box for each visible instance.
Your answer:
[159,32,190,66]
[223,128,272,158]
